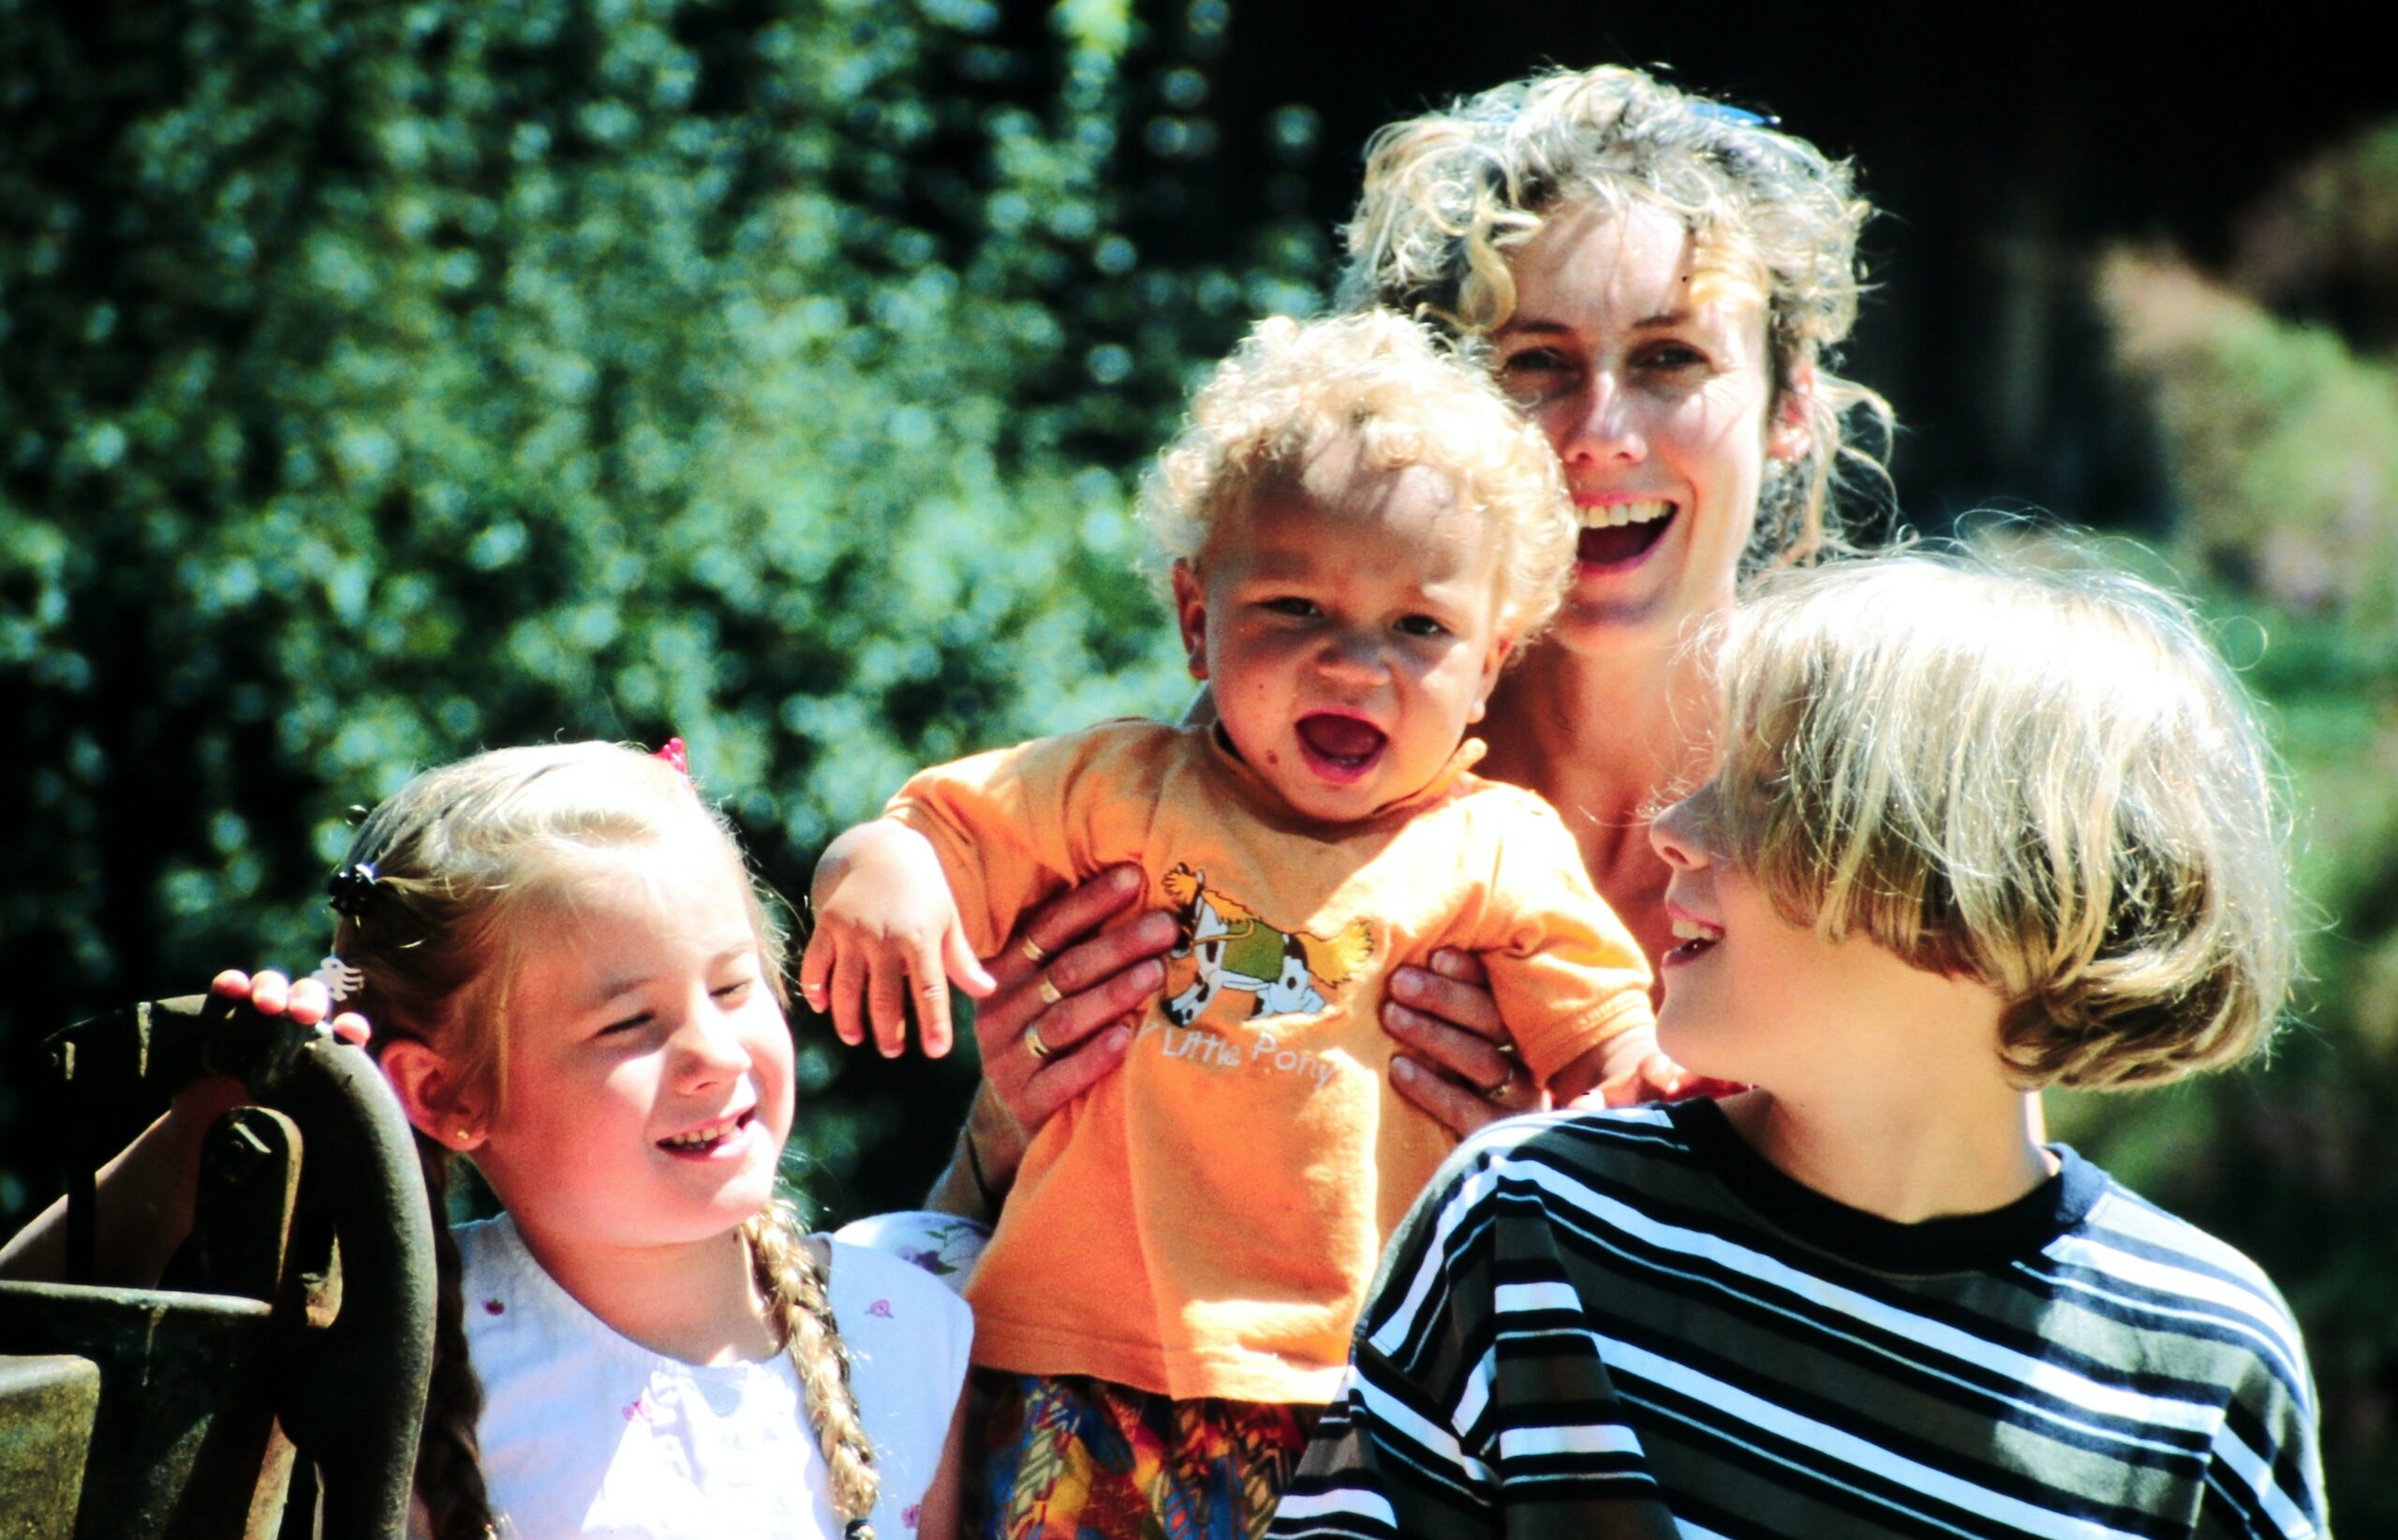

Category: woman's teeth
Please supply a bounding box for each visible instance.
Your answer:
[1671,917,1723,944]
[1579,499,1673,529]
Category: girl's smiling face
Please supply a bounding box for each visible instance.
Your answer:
[465,839,794,1270]
[1494,200,1808,654]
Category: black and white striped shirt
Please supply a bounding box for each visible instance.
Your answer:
[1269,1101,2326,1540]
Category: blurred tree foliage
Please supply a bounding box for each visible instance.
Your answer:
[2088,120,2398,1529]
[0,0,1327,1222]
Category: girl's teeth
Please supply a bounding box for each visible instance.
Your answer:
[661,1117,739,1149]
[1578,500,1673,529]
[1670,918,1723,941]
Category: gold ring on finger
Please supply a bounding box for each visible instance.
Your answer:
[1024,1023,1055,1061]
[1036,971,1063,1006]
[1019,934,1049,965]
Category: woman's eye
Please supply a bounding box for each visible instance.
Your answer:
[1499,348,1571,390]
[1636,342,1710,373]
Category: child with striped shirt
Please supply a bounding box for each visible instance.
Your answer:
[1272,543,2328,1539]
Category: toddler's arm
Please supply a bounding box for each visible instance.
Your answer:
[800,820,994,1059]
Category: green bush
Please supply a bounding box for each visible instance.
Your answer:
[0,0,1325,1222]
[2094,134,2398,1527]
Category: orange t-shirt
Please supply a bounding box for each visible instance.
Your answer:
[891,720,1654,1403]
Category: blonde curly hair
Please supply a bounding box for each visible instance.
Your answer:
[1141,308,1575,646]
[1343,65,1892,568]
[1683,541,2294,1090]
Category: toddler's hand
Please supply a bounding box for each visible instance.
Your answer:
[799,822,993,1059]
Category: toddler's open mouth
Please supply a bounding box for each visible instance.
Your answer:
[658,1108,755,1157]
[1295,712,1387,783]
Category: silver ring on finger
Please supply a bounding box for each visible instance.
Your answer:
[1482,1061,1518,1103]
[1024,1023,1055,1061]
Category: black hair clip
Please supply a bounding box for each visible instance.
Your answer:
[327,860,381,919]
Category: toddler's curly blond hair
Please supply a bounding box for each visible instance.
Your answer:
[1141,308,1575,646]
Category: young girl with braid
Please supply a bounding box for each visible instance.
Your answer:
[333,740,973,1539]
[7,740,971,1539]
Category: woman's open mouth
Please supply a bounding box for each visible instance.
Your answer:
[1576,499,1675,570]
[657,1108,755,1158]
[1295,712,1388,784]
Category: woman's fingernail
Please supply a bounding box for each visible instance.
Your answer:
[1110,866,1141,892]
[1391,1057,1419,1082]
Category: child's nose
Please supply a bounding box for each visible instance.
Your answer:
[1313,629,1384,684]
[1648,796,1710,870]
[671,1006,752,1084]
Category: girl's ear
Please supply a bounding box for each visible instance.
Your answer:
[380,1040,489,1152]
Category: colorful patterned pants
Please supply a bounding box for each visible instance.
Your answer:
[978,1372,1322,1540]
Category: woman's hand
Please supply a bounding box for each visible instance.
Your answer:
[1380,949,1547,1138]
[973,865,1177,1133]
[925,866,1177,1218]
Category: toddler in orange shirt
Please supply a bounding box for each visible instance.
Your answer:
[802,310,1659,1540]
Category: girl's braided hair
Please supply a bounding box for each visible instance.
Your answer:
[327,741,879,1537]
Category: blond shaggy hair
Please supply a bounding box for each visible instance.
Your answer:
[1683,542,2294,1090]
[1142,308,1575,645]
[1343,65,1891,570]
